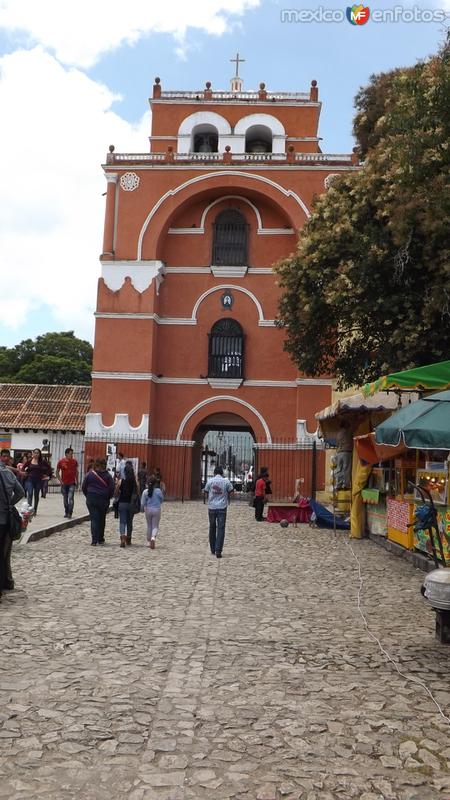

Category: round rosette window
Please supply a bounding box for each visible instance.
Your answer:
[120,172,140,192]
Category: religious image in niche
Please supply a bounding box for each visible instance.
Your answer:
[221,292,233,309]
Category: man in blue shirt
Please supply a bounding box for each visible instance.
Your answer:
[203,466,234,559]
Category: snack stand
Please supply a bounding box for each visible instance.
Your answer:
[413,463,450,562]
[386,458,419,549]
[374,382,450,563]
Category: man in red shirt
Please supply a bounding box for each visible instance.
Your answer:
[254,466,269,521]
[57,448,79,518]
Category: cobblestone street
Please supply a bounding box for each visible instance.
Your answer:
[1,501,450,800]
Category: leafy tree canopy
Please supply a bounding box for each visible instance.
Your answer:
[277,39,450,389]
[0,332,93,385]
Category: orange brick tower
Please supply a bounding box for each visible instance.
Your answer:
[87,61,358,497]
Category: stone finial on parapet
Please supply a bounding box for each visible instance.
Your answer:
[204,81,213,100]
[223,145,232,165]
[258,82,267,100]
[351,146,360,165]
[165,145,174,163]
[310,80,318,101]
[287,145,295,164]
[153,76,161,98]
[106,144,115,164]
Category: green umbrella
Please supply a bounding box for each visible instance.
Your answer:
[375,390,450,450]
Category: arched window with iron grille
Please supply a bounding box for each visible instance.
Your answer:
[212,209,248,266]
[208,318,244,379]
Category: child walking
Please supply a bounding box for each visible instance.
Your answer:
[141,475,164,549]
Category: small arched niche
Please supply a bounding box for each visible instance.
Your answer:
[191,124,219,153]
[245,124,273,153]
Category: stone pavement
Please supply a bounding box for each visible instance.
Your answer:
[1,502,450,800]
[17,490,90,543]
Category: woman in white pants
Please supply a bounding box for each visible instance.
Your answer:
[141,475,164,549]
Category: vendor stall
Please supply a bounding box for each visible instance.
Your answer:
[375,389,450,563]
[316,391,415,539]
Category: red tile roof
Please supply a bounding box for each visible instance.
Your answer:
[0,384,91,431]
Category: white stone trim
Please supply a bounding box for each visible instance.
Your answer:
[95,313,162,321]
[152,99,319,108]
[248,268,273,274]
[210,266,248,278]
[101,260,165,294]
[94,312,197,325]
[295,378,334,386]
[107,164,357,173]
[92,371,153,381]
[297,419,321,442]
[158,317,197,326]
[85,412,149,438]
[167,195,293,236]
[91,372,303,388]
[167,227,294,236]
[105,173,118,183]
[200,195,262,229]
[149,437,195,447]
[234,114,286,153]
[177,111,232,154]
[176,396,272,443]
[137,171,311,259]
[243,380,296,387]
[158,377,206,384]
[207,378,243,389]
[192,285,264,322]
[258,228,294,235]
[164,267,210,273]
[94,311,277,327]
[167,228,204,235]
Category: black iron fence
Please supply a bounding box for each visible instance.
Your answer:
[10,432,323,502]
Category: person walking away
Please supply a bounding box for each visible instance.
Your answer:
[115,461,139,547]
[116,452,126,480]
[82,458,114,546]
[254,467,269,521]
[57,447,79,519]
[154,467,166,495]
[23,448,51,514]
[203,466,233,558]
[0,449,25,596]
[137,461,148,496]
[141,474,164,549]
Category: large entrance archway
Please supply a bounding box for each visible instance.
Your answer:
[190,412,256,499]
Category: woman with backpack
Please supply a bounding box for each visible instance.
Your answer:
[82,457,114,545]
[141,474,164,549]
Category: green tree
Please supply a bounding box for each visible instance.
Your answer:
[277,39,450,388]
[0,332,93,385]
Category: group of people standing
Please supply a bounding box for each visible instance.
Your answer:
[81,456,165,548]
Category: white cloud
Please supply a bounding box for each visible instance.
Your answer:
[0,0,260,67]
[0,46,149,341]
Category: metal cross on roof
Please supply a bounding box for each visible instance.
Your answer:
[230,52,245,78]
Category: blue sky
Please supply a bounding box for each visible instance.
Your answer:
[0,0,447,349]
